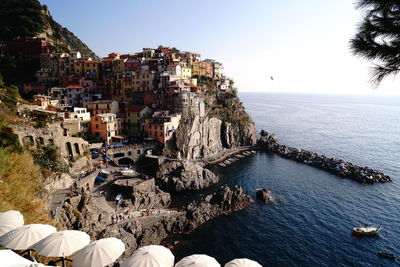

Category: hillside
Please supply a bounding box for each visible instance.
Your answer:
[0,0,97,58]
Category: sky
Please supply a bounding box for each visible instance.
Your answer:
[38,0,400,95]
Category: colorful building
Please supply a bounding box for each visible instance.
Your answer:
[142,112,181,144]
[90,113,119,145]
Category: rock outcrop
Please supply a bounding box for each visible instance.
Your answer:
[256,188,274,203]
[157,160,218,192]
[221,120,257,149]
[110,178,171,210]
[57,185,252,261]
[175,116,223,160]
[180,185,253,232]
[258,131,392,184]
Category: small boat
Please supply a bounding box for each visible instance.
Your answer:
[352,226,381,235]
[219,162,226,167]
[235,154,245,158]
[120,168,136,177]
[378,251,396,259]
[352,221,381,236]
[251,150,256,154]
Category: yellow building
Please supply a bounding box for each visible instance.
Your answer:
[181,66,192,79]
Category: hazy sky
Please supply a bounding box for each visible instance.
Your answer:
[39,0,400,95]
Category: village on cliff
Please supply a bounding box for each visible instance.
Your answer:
[11,38,234,159]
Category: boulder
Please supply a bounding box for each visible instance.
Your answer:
[256,188,273,203]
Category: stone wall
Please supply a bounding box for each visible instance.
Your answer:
[13,123,89,160]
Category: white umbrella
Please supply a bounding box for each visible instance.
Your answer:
[0,249,54,267]
[0,224,57,250]
[72,237,125,267]
[175,254,220,267]
[121,245,174,267]
[0,210,24,236]
[30,230,90,267]
[224,258,262,267]
[0,249,32,267]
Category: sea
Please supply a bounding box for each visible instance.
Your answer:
[172,93,400,266]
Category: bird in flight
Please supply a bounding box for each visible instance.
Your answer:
[270,76,274,81]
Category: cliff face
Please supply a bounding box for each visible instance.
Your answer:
[38,6,98,58]
[175,116,223,160]
[157,160,218,192]
[170,90,257,160]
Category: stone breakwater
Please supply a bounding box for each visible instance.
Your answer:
[257,131,392,184]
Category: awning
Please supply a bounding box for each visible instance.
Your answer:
[112,135,127,139]
[89,143,103,150]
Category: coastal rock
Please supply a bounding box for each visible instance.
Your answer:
[257,131,392,184]
[157,160,219,192]
[57,184,252,262]
[182,185,253,231]
[110,178,172,210]
[175,116,223,160]
[256,188,273,203]
[222,121,257,149]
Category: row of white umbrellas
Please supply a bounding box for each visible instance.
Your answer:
[0,210,262,267]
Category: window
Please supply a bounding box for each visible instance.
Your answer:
[96,124,98,129]
[137,149,141,154]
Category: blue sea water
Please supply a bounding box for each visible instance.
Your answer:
[173,93,400,266]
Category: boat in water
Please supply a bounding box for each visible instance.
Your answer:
[352,221,381,236]
[378,251,396,259]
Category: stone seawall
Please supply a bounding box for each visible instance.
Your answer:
[257,132,392,184]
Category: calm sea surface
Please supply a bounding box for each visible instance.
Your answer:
[173,93,400,266]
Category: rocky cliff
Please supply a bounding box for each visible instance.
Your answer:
[159,89,256,192]
[157,160,218,192]
[171,90,257,161]
[57,185,253,260]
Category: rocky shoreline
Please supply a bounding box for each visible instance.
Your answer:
[257,131,392,184]
[57,184,252,260]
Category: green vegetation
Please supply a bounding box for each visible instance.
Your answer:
[194,75,217,89]
[351,0,400,85]
[0,116,23,153]
[0,0,45,42]
[33,145,69,173]
[26,110,60,128]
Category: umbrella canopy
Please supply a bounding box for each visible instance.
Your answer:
[0,249,33,267]
[0,224,57,250]
[0,249,54,267]
[175,254,220,267]
[30,230,90,257]
[224,258,262,267]
[0,210,24,236]
[121,245,174,267]
[72,237,125,267]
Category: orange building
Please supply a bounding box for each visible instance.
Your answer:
[192,61,213,78]
[90,113,119,145]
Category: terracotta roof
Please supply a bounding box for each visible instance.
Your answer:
[66,85,84,89]
[127,105,148,112]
